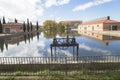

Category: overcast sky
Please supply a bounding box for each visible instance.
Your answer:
[0,0,119,24]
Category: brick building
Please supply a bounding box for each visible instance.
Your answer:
[2,22,23,33]
[78,16,120,31]
[62,20,82,29]
[2,22,37,34]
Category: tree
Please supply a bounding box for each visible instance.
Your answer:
[59,21,69,27]
[42,20,58,38]
[42,20,57,30]
[27,19,29,32]
[0,19,3,33]
[15,18,18,23]
[3,16,6,24]
[57,21,69,34]
[30,22,33,32]
[36,21,39,31]
[23,21,26,32]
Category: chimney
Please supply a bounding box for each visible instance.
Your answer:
[107,16,110,20]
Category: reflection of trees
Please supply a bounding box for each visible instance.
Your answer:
[5,43,8,50]
[24,35,27,44]
[58,32,67,37]
[0,38,5,52]
[23,32,41,43]
[43,30,57,39]
[37,32,39,41]
[31,33,33,41]
[24,33,33,44]
[0,32,41,52]
[57,26,65,35]
[28,34,31,43]
[43,29,70,39]
[0,38,10,52]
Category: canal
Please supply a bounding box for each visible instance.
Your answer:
[0,30,120,57]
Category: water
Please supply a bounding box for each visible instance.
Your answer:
[0,31,120,57]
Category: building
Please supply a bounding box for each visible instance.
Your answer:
[78,16,120,31]
[2,22,23,33]
[2,22,38,34]
[62,20,82,29]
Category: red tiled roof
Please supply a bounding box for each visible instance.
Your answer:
[81,19,120,25]
[2,22,22,26]
[62,20,82,22]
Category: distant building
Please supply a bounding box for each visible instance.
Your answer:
[2,22,23,33]
[2,22,37,34]
[62,20,82,29]
[78,16,120,31]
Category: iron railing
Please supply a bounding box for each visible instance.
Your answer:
[0,55,120,79]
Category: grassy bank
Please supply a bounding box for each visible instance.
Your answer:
[0,69,120,80]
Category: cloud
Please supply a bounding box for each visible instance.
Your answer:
[0,0,44,22]
[0,0,70,22]
[73,0,112,11]
[1,37,45,57]
[79,43,111,55]
[44,0,70,8]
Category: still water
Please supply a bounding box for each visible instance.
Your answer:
[0,31,120,57]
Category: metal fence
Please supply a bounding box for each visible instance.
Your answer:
[0,55,120,79]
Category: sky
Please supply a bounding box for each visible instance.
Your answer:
[0,0,120,24]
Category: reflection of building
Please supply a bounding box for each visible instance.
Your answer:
[0,32,40,52]
[4,32,40,45]
[78,31,120,45]
[62,20,82,29]
[2,22,23,33]
[78,16,120,31]
[5,35,24,44]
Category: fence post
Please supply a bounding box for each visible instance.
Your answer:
[65,55,68,76]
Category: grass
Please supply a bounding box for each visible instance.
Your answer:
[0,69,120,80]
[0,63,120,79]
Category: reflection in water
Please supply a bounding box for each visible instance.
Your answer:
[0,38,5,52]
[0,32,40,52]
[50,36,79,61]
[43,29,68,39]
[78,31,120,46]
[1,30,120,58]
[50,28,79,61]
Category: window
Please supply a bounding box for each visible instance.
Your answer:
[112,25,117,30]
[5,28,10,33]
[109,25,117,30]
